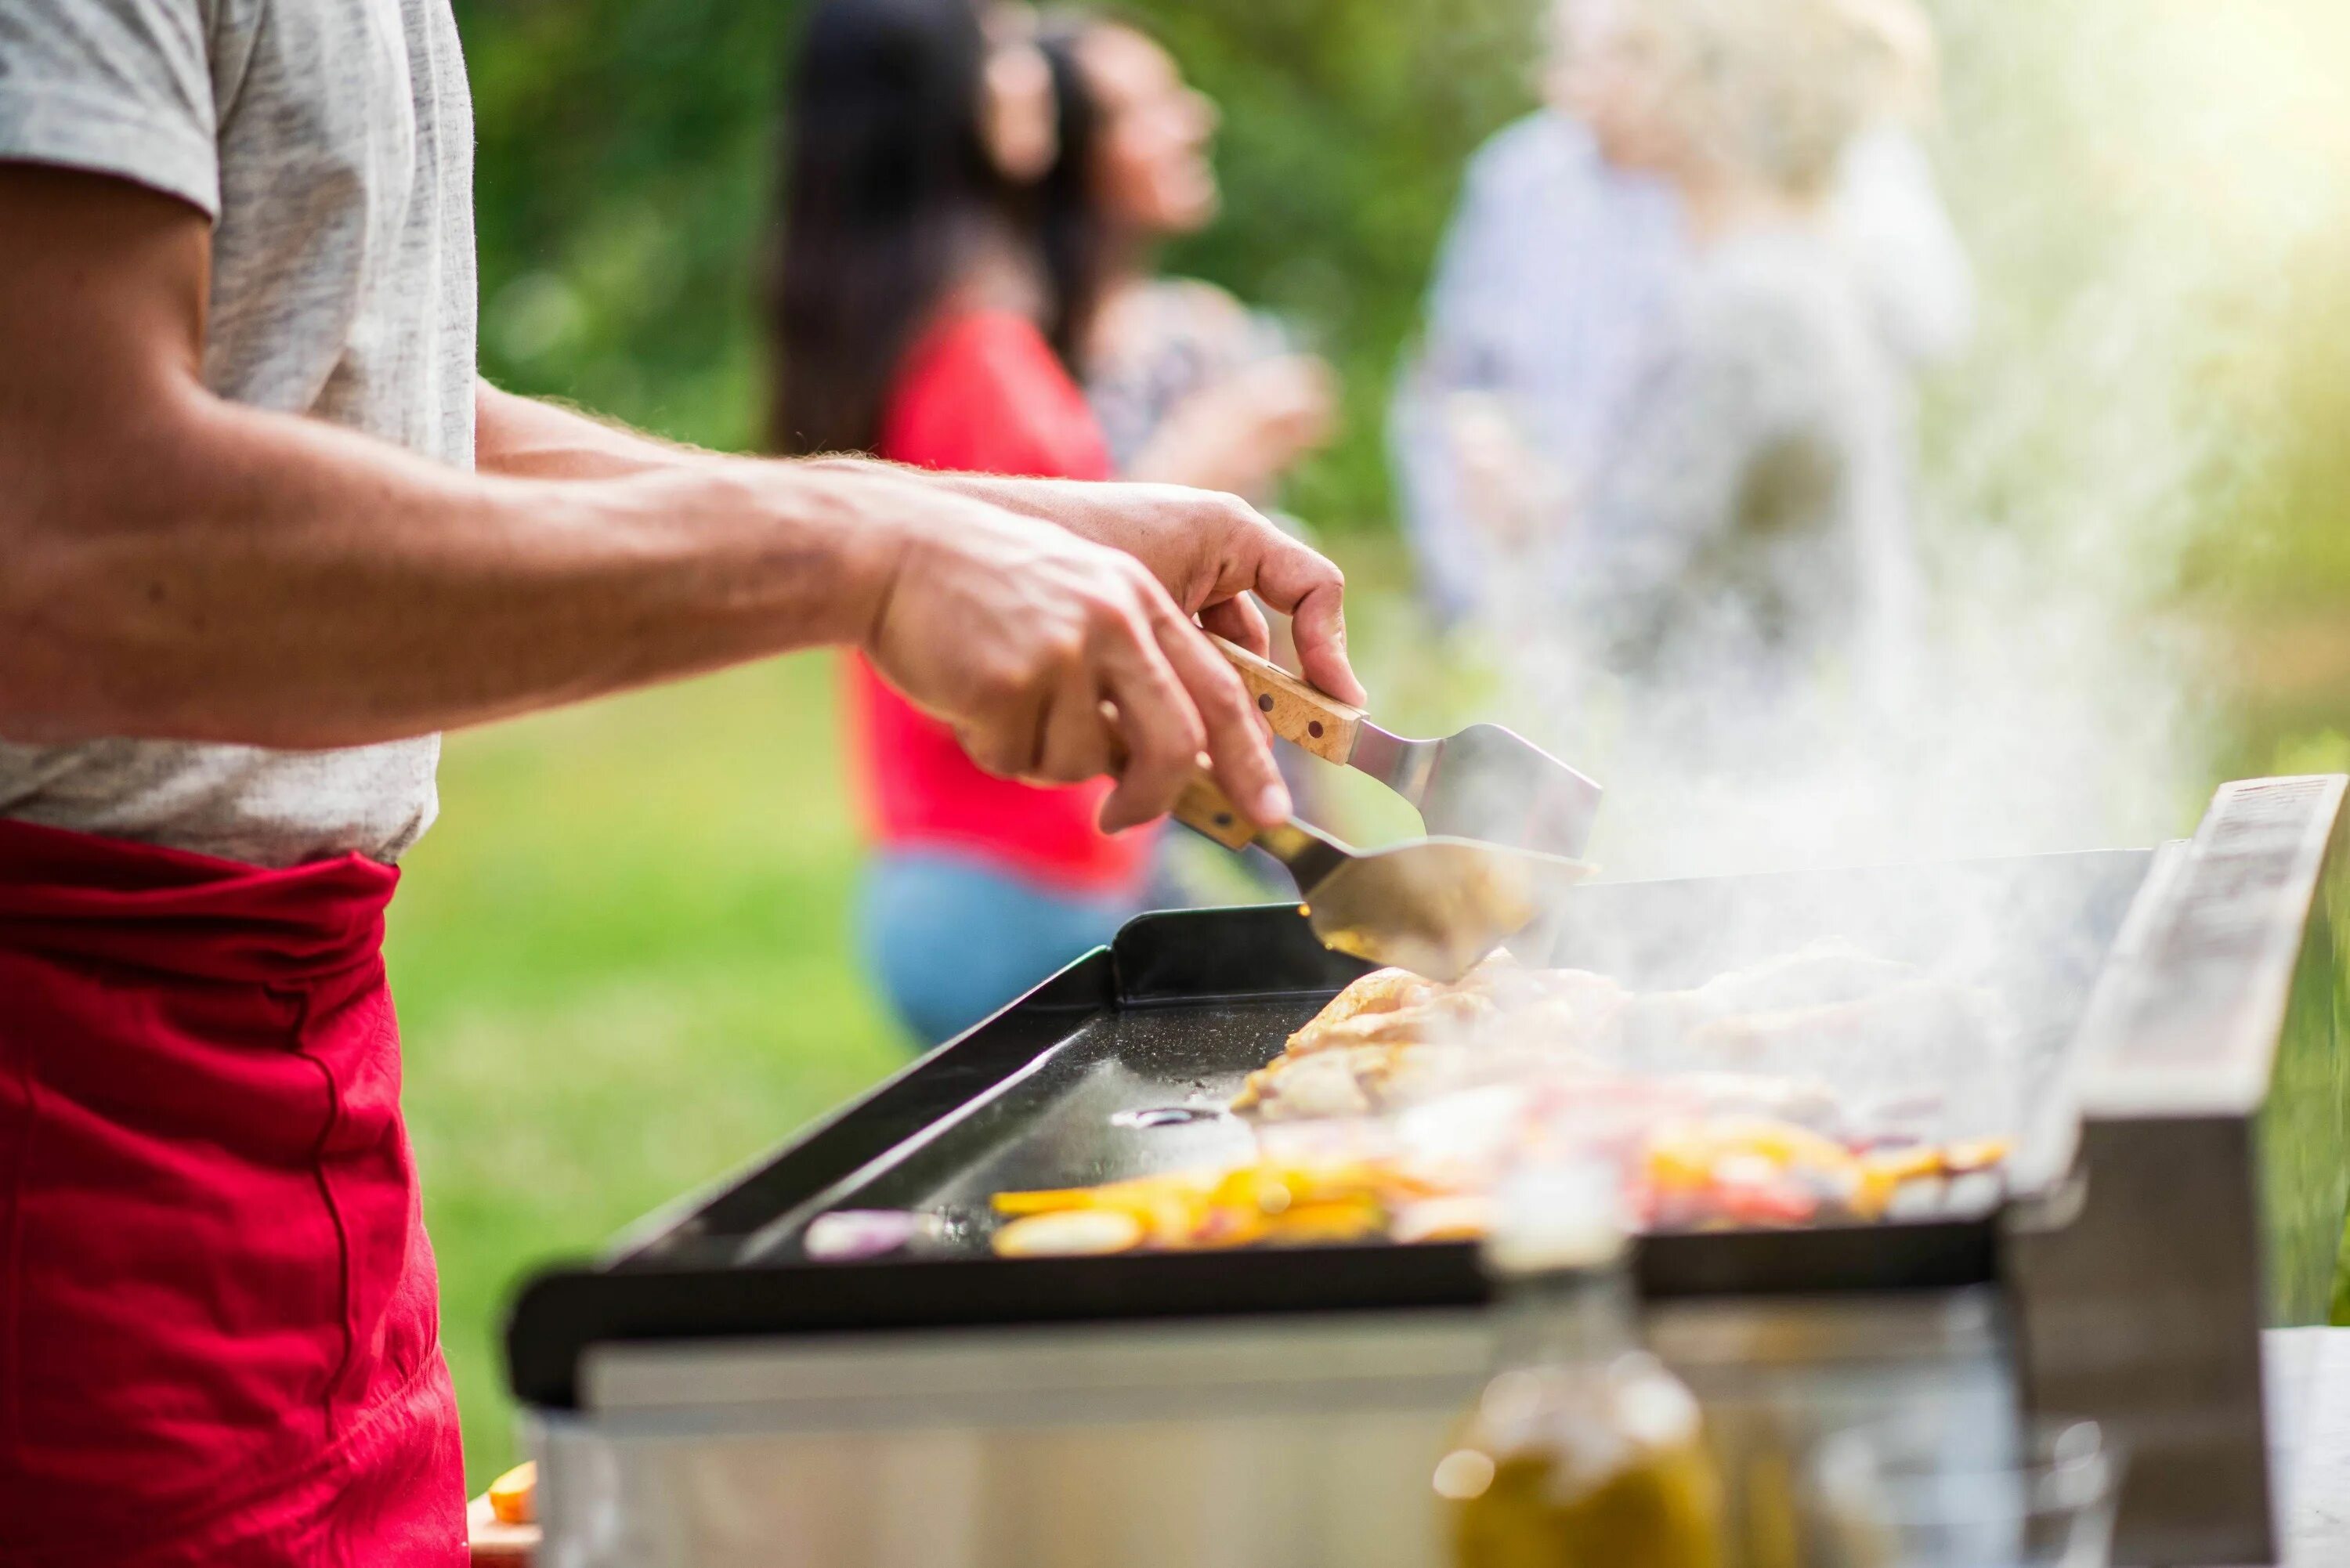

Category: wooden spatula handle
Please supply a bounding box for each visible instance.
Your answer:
[1171,769,1261,851]
[1104,708,1262,851]
[1209,634,1365,764]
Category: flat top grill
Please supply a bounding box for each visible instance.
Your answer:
[504,848,2152,1410]
[732,999,1300,1260]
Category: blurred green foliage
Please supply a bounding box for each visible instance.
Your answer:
[458,0,1544,525]
[459,0,2350,594]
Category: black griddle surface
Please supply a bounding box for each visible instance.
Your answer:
[732,1000,1300,1255]
[506,851,2151,1410]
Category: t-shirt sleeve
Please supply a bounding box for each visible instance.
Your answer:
[0,0,221,218]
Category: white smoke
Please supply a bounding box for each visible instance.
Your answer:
[1440,0,2350,883]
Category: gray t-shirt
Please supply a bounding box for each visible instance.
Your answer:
[0,0,474,866]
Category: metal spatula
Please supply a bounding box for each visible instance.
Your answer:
[1171,771,1592,983]
[1212,637,1603,858]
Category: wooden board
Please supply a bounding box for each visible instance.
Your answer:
[468,1493,538,1565]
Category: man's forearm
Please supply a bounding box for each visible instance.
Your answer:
[2,166,1331,826]
[3,386,905,747]
[473,390,1085,529]
[475,379,723,480]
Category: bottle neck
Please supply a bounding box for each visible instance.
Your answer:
[1497,1261,1640,1371]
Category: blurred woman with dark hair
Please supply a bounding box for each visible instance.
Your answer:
[1038,11,1344,900]
[770,0,1157,1045]
[1036,13,1339,505]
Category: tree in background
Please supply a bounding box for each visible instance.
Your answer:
[459,0,2350,729]
[458,0,1542,530]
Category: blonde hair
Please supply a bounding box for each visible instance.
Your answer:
[1837,0,1940,125]
[1624,0,1937,196]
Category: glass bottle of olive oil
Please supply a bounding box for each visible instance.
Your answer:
[1437,1162,1726,1568]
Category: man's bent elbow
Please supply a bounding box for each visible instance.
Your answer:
[0,524,194,744]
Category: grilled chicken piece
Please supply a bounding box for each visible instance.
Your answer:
[1243,952,1636,1121]
[1607,943,1922,1069]
[1282,956,1517,1055]
[1234,1043,1397,1118]
[1239,941,1990,1129]
[1242,972,1629,1122]
[1678,977,2001,1089]
[1687,940,1919,1016]
[1301,965,1444,1031]
[1283,989,1495,1056]
[1285,953,1629,1051]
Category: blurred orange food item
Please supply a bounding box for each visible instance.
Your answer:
[989,1159,1434,1255]
[488,1461,537,1526]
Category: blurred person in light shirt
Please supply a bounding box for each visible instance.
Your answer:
[1410,0,1956,877]
[1391,0,1972,632]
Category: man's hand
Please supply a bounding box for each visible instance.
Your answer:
[844,466,1366,710]
[471,404,1349,830]
[855,473,1292,833]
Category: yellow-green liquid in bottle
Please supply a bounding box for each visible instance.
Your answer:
[1441,1164,1726,1568]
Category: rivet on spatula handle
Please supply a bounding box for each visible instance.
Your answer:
[1209,634,1364,764]
[1104,703,1264,853]
[1171,769,1261,851]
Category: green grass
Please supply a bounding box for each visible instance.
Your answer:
[387,652,906,1488]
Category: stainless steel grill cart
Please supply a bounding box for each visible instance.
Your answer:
[506,776,2350,1567]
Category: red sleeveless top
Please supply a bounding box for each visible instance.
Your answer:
[844,309,1158,892]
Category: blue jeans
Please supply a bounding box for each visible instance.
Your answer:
[859,849,1141,1047]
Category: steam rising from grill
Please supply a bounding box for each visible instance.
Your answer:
[1406,2,2350,894]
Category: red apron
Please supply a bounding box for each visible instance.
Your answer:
[0,818,465,1565]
